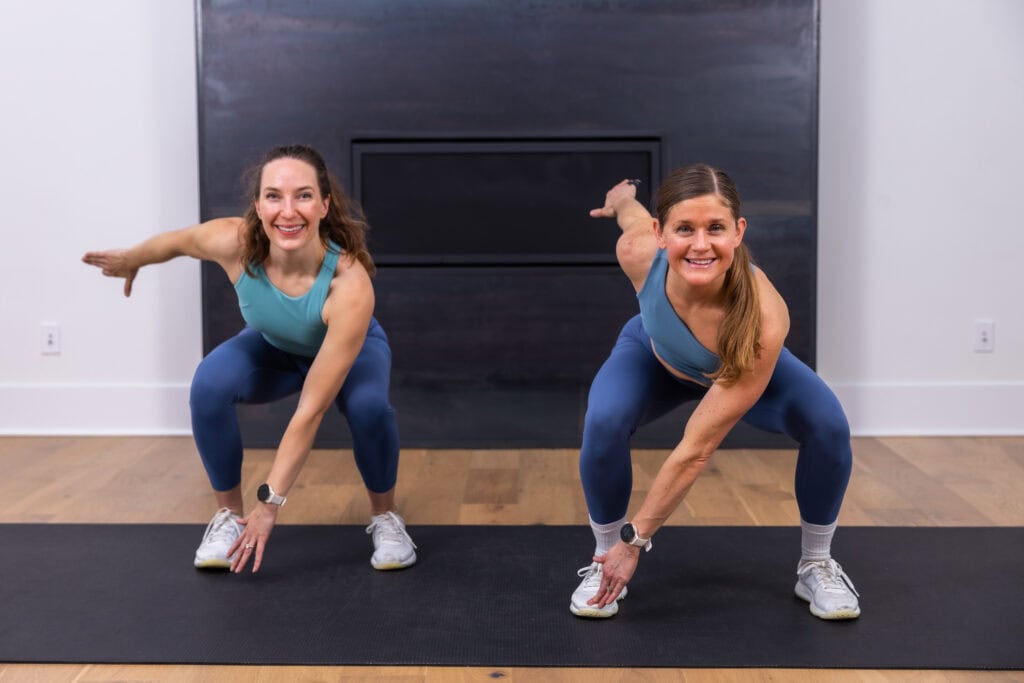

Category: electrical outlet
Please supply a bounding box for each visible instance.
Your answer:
[41,323,61,355]
[973,320,994,353]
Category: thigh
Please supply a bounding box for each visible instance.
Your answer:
[193,328,305,405]
[587,315,704,429]
[741,348,845,435]
[335,318,393,411]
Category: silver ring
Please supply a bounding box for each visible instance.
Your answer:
[244,543,254,550]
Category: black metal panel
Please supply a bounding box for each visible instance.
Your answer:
[351,137,660,265]
[197,0,817,448]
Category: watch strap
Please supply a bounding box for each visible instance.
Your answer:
[258,482,287,506]
[622,522,653,552]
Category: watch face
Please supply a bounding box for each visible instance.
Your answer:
[620,523,635,543]
[257,483,271,503]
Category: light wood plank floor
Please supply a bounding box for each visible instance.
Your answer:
[1,435,1022,683]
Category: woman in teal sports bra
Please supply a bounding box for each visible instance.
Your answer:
[570,165,860,622]
[83,145,416,575]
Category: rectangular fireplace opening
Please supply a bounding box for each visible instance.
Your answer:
[351,137,662,266]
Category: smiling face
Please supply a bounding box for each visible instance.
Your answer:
[254,157,329,253]
[655,193,746,289]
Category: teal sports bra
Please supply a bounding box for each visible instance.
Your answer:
[234,242,342,357]
[637,249,720,384]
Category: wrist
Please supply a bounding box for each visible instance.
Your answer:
[615,199,647,220]
[256,482,287,507]
[620,521,653,552]
[620,541,642,556]
[123,248,142,271]
[258,501,281,517]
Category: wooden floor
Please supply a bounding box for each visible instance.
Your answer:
[1,435,1022,682]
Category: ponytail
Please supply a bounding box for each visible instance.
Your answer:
[708,243,760,386]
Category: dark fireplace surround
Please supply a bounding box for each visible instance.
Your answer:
[197,0,818,448]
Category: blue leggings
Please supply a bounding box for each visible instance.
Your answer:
[189,319,399,493]
[580,315,851,526]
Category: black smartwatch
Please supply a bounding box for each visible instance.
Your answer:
[257,482,287,506]
[620,522,652,551]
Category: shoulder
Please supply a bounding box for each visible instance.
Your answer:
[192,217,246,280]
[753,266,789,348]
[199,216,245,239]
[194,217,245,256]
[324,251,374,320]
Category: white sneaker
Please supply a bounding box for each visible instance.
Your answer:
[795,558,861,620]
[570,561,627,618]
[365,511,417,570]
[193,507,242,569]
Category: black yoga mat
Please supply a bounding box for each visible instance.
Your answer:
[1,524,1021,669]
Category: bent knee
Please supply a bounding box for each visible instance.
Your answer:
[582,407,634,447]
[815,411,851,446]
[189,373,234,416]
[344,393,396,431]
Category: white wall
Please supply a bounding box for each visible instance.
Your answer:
[0,1,200,434]
[818,0,1024,433]
[1,0,1020,436]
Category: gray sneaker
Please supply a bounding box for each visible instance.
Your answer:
[795,558,861,619]
[570,561,627,618]
[193,508,242,569]
[365,511,417,570]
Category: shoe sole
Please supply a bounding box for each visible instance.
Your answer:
[194,558,231,569]
[569,603,618,618]
[371,554,417,571]
[569,586,627,618]
[794,584,861,620]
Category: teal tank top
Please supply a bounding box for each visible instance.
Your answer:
[637,249,721,384]
[234,242,342,357]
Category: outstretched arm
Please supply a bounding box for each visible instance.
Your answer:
[590,179,659,291]
[82,217,244,296]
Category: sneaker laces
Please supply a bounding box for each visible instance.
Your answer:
[201,508,239,545]
[798,558,860,597]
[365,511,417,549]
[576,562,603,590]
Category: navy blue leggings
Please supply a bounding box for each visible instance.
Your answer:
[580,315,851,526]
[189,319,399,493]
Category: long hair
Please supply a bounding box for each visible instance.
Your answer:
[240,144,375,277]
[655,164,760,386]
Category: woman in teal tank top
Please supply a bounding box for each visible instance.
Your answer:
[83,145,416,574]
[570,165,860,622]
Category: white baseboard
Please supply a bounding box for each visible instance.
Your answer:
[2,381,1021,437]
[831,381,1024,436]
[0,383,192,435]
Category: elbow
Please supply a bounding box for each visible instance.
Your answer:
[291,401,330,432]
[685,448,715,472]
[616,235,645,274]
[615,234,637,265]
[670,445,715,477]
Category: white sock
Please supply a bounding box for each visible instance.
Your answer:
[590,516,627,558]
[800,519,837,564]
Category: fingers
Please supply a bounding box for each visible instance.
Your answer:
[229,516,271,573]
[252,544,264,573]
[123,271,135,297]
[587,578,621,608]
[230,537,260,574]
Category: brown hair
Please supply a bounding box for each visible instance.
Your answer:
[240,144,375,277]
[655,163,760,386]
